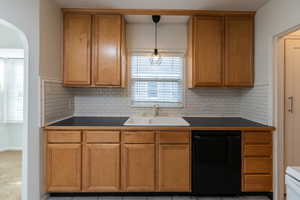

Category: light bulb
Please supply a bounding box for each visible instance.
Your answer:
[150,49,162,65]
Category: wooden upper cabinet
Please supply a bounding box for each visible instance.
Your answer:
[63,14,92,86]
[188,16,224,88]
[93,15,123,87]
[47,144,82,192]
[63,13,126,87]
[188,15,254,88]
[224,16,254,87]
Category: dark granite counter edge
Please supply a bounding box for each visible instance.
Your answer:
[47,116,274,129]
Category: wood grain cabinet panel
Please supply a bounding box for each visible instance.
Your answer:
[158,144,190,192]
[84,131,120,143]
[123,131,155,144]
[47,131,82,143]
[244,132,272,144]
[83,144,120,192]
[47,144,82,192]
[244,144,272,157]
[244,157,272,174]
[224,16,254,87]
[187,16,224,87]
[243,175,272,192]
[158,131,190,144]
[122,144,155,192]
[63,14,126,87]
[63,14,92,86]
[92,15,122,86]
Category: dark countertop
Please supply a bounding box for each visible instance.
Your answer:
[48,116,272,129]
[183,117,269,128]
[49,117,129,127]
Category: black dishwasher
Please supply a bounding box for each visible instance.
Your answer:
[192,131,241,195]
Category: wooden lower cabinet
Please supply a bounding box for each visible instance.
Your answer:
[83,144,120,192]
[122,144,156,192]
[45,129,273,194]
[243,175,272,192]
[158,144,190,192]
[242,131,273,192]
[47,144,82,192]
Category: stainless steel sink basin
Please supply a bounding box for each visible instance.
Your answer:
[123,117,190,126]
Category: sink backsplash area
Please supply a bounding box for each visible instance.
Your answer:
[42,80,269,125]
[71,87,241,117]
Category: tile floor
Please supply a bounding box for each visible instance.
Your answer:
[48,196,270,200]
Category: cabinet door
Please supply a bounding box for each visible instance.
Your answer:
[190,16,224,87]
[47,144,81,192]
[158,144,190,192]
[224,16,254,87]
[64,14,91,86]
[122,144,155,192]
[93,15,122,86]
[83,144,120,192]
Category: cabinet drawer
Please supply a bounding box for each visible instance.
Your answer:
[47,131,81,143]
[85,131,120,143]
[244,144,272,157]
[123,131,155,143]
[243,157,272,174]
[244,132,272,144]
[243,175,272,192]
[158,131,190,144]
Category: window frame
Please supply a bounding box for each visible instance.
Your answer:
[0,48,24,123]
[129,50,185,108]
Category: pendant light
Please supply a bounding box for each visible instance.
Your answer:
[150,15,161,65]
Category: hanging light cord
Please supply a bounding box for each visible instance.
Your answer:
[155,22,158,53]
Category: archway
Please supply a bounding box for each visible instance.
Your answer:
[0,19,29,200]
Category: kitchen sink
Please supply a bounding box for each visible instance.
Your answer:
[123,116,190,126]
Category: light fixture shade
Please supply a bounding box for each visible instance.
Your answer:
[150,48,162,65]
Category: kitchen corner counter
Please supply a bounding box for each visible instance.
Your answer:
[48,117,129,127]
[45,116,275,131]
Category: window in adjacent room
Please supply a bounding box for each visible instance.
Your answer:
[131,53,184,107]
[0,49,24,123]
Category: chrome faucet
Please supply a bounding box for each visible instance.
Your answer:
[153,104,159,117]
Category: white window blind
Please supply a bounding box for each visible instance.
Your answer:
[131,53,184,107]
[0,49,24,123]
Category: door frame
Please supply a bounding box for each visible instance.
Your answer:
[273,23,300,200]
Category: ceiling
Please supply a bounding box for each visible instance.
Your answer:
[55,0,269,23]
[55,0,269,11]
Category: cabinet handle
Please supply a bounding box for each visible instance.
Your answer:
[288,96,294,113]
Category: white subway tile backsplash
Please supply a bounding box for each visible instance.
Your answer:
[42,81,270,125]
[240,84,269,124]
[43,81,74,125]
[73,88,242,117]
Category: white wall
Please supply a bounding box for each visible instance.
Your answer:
[0,1,40,200]
[240,0,300,125]
[40,0,63,80]
[255,0,300,123]
[126,23,187,50]
[253,0,300,200]
[0,23,23,49]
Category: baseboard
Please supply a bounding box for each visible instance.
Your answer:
[0,147,22,152]
[41,193,49,200]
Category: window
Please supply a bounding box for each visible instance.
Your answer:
[0,49,24,123]
[131,53,184,107]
